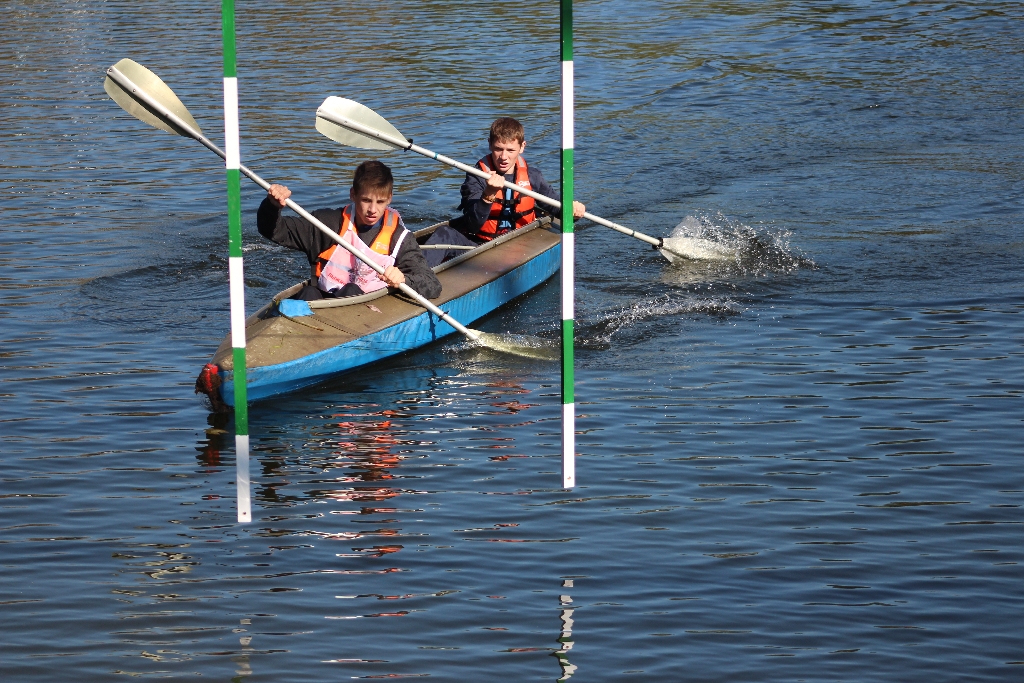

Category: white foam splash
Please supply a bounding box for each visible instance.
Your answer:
[661,216,738,262]
[661,212,812,277]
[577,293,743,346]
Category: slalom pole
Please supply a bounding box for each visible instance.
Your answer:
[222,0,251,523]
[560,0,576,489]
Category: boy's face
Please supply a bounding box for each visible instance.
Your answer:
[489,138,526,175]
[349,188,392,227]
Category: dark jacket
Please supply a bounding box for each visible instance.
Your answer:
[458,158,559,236]
[257,197,442,299]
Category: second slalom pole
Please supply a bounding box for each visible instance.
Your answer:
[561,0,576,489]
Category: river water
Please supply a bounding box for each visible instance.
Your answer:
[2,1,1022,680]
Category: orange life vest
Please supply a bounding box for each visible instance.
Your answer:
[315,205,405,294]
[476,154,535,240]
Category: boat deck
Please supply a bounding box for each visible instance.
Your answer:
[211,218,560,371]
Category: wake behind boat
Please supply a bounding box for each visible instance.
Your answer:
[195,217,561,409]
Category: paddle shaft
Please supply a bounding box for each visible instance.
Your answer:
[315,109,664,249]
[105,65,480,341]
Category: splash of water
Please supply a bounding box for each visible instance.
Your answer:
[576,293,743,347]
[661,217,736,262]
[661,213,813,283]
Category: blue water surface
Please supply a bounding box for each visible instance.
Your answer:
[1,1,1021,681]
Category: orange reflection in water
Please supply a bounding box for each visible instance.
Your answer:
[321,413,403,503]
[314,408,421,559]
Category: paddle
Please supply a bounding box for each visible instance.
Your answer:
[314,97,720,263]
[103,59,557,360]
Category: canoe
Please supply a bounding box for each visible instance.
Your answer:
[195,217,560,408]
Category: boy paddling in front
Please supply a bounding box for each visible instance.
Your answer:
[258,160,441,301]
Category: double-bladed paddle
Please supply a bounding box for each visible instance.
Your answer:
[102,59,557,359]
[314,97,731,263]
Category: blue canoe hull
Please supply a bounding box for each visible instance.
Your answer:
[214,233,560,405]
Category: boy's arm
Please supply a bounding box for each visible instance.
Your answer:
[393,223,442,299]
[458,172,493,234]
[528,166,558,203]
[257,194,341,265]
[528,166,585,219]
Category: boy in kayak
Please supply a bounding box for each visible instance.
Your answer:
[458,117,585,240]
[421,117,586,266]
[258,160,441,301]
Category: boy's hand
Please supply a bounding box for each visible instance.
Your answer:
[481,172,505,202]
[573,201,586,220]
[267,184,291,207]
[382,265,405,288]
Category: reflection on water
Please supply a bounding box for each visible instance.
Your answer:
[234,617,255,679]
[554,579,577,681]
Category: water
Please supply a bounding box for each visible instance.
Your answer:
[2,1,1022,680]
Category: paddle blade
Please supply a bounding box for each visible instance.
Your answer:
[316,96,407,151]
[103,58,203,138]
[471,331,560,361]
[660,236,735,262]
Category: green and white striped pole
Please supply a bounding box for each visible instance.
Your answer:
[560,0,576,489]
[222,0,251,523]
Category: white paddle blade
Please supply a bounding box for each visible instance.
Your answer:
[104,58,203,138]
[472,331,560,361]
[661,236,735,261]
[315,96,407,151]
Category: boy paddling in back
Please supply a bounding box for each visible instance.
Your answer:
[258,160,441,301]
[460,117,585,239]
[423,117,585,266]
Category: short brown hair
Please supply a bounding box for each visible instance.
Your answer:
[488,117,525,145]
[352,160,394,196]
